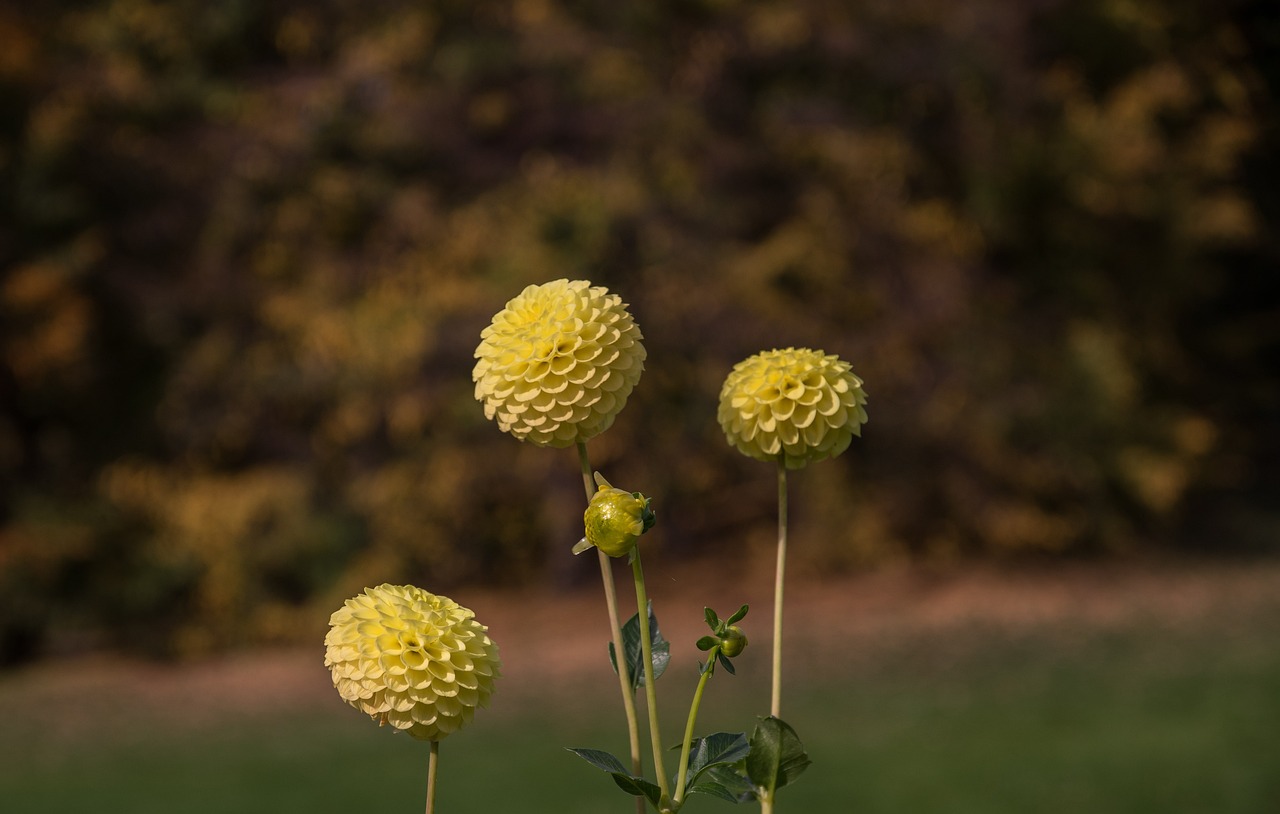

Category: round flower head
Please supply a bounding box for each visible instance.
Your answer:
[573,472,656,558]
[718,347,868,469]
[324,584,501,741]
[473,279,646,448]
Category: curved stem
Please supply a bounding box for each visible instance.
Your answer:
[577,441,645,814]
[771,460,788,718]
[631,549,670,798]
[673,645,721,803]
[424,740,439,814]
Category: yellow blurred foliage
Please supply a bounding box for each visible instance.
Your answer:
[0,0,1273,659]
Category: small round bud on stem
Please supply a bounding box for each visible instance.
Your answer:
[720,625,748,657]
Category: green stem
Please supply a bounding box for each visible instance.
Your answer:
[631,549,670,799]
[424,740,439,814]
[771,460,788,718]
[673,645,721,803]
[577,441,646,814]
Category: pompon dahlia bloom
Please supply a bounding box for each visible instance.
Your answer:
[718,347,868,469]
[324,584,501,742]
[473,279,646,447]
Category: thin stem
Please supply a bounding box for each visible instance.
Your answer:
[424,740,439,814]
[771,460,788,718]
[576,440,597,506]
[673,646,721,803]
[577,441,646,814]
[631,548,671,798]
[600,549,646,788]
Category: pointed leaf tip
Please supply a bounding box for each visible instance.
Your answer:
[567,747,629,775]
[704,607,720,630]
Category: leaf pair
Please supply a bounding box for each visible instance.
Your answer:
[568,732,752,810]
[681,732,753,803]
[702,604,748,631]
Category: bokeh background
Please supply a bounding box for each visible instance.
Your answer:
[1,0,1279,811]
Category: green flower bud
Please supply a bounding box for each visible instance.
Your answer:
[572,472,655,558]
[720,625,748,657]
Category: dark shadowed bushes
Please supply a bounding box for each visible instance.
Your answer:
[0,0,1276,659]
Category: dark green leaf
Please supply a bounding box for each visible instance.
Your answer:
[567,747,629,775]
[639,499,656,533]
[686,732,751,784]
[688,764,756,803]
[569,748,662,807]
[725,604,749,625]
[704,607,720,630]
[611,773,663,806]
[608,601,670,690]
[717,651,736,675]
[695,635,718,651]
[746,716,811,796]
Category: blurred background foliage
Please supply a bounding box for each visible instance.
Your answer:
[0,0,1277,662]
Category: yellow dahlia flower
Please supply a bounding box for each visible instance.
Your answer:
[718,347,868,469]
[324,584,500,741]
[473,279,646,447]
[573,472,655,558]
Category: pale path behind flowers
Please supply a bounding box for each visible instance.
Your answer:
[4,558,1278,808]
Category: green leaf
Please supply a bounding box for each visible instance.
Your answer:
[746,716,811,796]
[704,607,720,630]
[725,604,749,625]
[686,732,751,785]
[717,651,736,675]
[568,748,662,807]
[567,747,629,774]
[608,600,670,690]
[611,773,663,806]
[688,764,756,804]
[695,635,719,651]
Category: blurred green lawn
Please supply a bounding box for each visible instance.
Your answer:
[2,606,1277,814]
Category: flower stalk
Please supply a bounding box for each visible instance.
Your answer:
[673,644,721,804]
[760,791,775,814]
[578,442,646,814]
[771,461,787,718]
[425,740,439,814]
[631,549,670,800]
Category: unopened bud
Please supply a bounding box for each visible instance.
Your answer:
[573,472,656,558]
[720,625,748,657]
